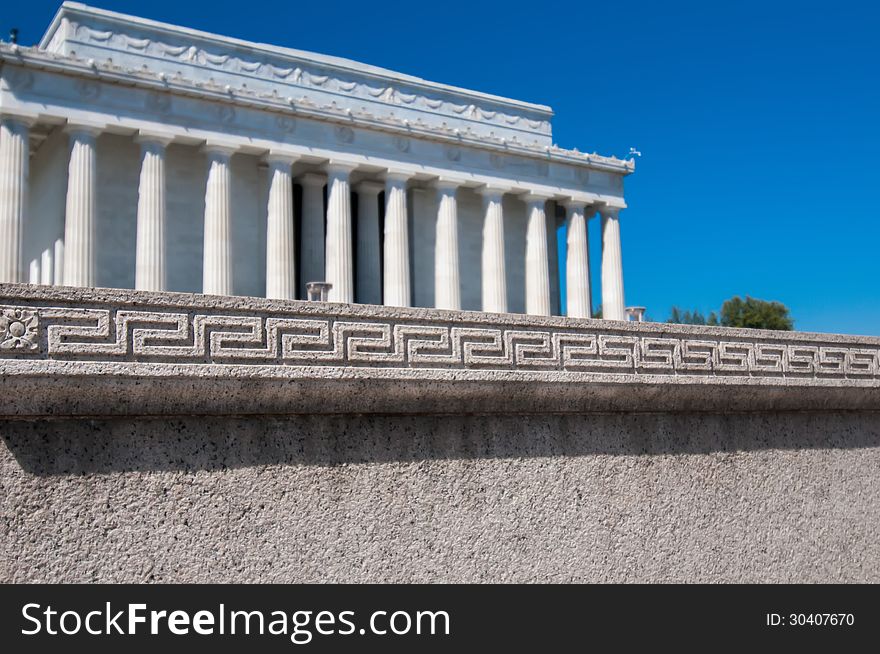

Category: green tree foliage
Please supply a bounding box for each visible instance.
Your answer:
[667,306,719,326]
[667,296,793,330]
[717,296,793,330]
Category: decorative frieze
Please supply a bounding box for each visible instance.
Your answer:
[1,290,877,381]
[46,8,555,143]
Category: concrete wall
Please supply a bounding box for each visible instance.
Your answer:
[4,285,876,584]
[2,411,878,583]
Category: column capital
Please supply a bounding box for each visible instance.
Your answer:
[385,170,413,186]
[134,131,174,149]
[477,185,508,202]
[326,160,358,177]
[433,177,461,194]
[520,191,553,206]
[598,204,622,218]
[355,180,384,195]
[0,111,38,129]
[560,198,588,212]
[298,172,326,187]
[202,141,238,158]
[264,150,299,168]
[64,122,104,139]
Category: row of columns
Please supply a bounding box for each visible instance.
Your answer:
[0,115,626,319]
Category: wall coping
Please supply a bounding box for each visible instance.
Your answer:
[1,283,878,416]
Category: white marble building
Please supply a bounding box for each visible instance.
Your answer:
[0,2,633,318]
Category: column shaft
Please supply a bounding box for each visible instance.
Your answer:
[383,175,410,307]
[524,196,551,316]
[0,117,31,283]
[39,248,53,286]
[601,207,626,320]
[325,165,354,303]
[202,146,234,295]
[63,128,99,287]
[265,157,296,300]
[135,137,169,291]
[298,174,325,299]
[481,190,507,313]
[565,202,592,318]
[53,238,64,286]
[355,183,382,305]
[434,183,461,310]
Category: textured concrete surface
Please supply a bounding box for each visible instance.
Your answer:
[3,411,878,583]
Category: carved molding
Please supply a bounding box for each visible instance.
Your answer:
[67,23,553,135]
[1,301,877,381]
[0,44,635,175]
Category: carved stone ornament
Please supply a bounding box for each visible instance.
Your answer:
[334,126,355,144]
[74,79,101,100]
[275,115,296,133]
[215,105,235,124]
[5,68,34,91]
[0,308,39,352]
[145,90,171,113]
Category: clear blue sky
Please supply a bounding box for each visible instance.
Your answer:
[6,0,879,334]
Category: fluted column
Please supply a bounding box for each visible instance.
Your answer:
[383,172,411,307]
[434,179,461,310]
[355,181,383,305]
[298,173,325,299]
[264,152,297,300]
[39,248,53,286]
[600,206,625,320]
[479,186,507,313]
[134,133,172,291]
[63,125,101,287]
[564,200,592,318]
[0,115,34,283]
[524,192,551,316]
[53,238,64,286]
[202,143,235,296]
[325,162,356,303]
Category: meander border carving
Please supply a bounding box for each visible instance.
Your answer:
[1,302,877,380]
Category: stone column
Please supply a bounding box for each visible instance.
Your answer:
[564,200,592,318]
[298,173,325,299]
[383,172,411,307]
[523,192,552,316]
[600,206,625,320]
[479,186,507,314]
[0,115,34,283]
[325,162,356,303]
[264,152,297,300]
[53,238,64,286]
[63,125,101,287]
[355,181,383,305]
[134,134,172,291]
[39,248,53,286]
[202,143,236,296]
[434,179,461,310]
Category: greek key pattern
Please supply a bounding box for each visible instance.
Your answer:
[1,304,878,380]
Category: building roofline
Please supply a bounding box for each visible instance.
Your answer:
[41,2,555,118]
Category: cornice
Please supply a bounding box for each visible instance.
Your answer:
[0,44,635,175]
[41,2,553,118]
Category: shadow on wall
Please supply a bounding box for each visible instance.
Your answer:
[3,412,879,476]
